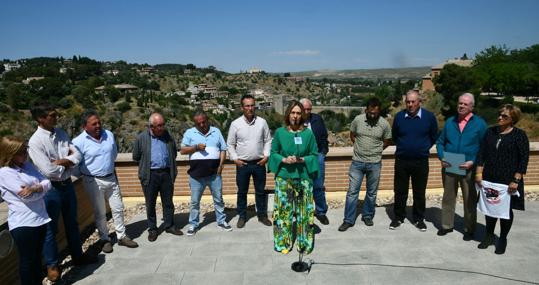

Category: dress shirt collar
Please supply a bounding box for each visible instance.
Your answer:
[405,108,422,119]
[195,126,214,137]
[458,112,473,123]
[84,130,104,143]
[243,115,257,125]
[37,126,55,137]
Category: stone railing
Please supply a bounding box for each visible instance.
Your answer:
[115,143,539,197]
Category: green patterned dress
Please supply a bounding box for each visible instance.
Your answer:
[268,127,319,254]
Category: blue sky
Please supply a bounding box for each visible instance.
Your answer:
[1,0,538,73]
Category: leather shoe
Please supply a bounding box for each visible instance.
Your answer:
[72,253,98,266]
[495,238,507,254]
[361,217,374,226]
[118,236,139,248]
[316,215,330,225]
[148,230,158,242]
[237,218,246,228]
[165,226,184,236]
[258,216,272,226]
[101,240,113,253]
[338,222,353,232]
[437,228,454,236]
[478,233,495,249]
[463,232,474,241]
[47,265,61,282]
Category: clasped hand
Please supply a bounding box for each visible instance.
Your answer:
[282,156,304,164]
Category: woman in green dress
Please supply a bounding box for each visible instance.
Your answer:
[268,100,319,254]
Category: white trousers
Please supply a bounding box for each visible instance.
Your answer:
[82,174,126,240]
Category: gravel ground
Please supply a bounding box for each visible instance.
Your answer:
[49,191,539,284]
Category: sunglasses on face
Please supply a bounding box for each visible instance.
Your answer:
[498,113,510,120]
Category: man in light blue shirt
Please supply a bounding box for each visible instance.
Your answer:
[180,110,231,235]
[73,110,138,253]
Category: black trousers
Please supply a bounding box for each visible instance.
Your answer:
[236,162,267,219]
[143,169,175,231]
[393,157,429,222]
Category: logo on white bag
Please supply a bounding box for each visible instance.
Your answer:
[484,187,501,204]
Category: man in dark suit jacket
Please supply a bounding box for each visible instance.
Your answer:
[301,98,330,225]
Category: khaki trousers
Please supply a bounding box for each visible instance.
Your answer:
[441,170,477,233]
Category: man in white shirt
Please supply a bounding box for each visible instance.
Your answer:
[73,110,138,254]
[28,104,96,282]
[227,95,272,228]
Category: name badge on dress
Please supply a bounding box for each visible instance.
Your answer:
[294,136,303,145]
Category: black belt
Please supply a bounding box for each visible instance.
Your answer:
[151,168,169,173]
[83,173,114,179]
[244,159,262,164]
[51,178,72,187]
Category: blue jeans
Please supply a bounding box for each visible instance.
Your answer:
[343,160,382,224]
[236,162,267,219]
[313,153,328,215]
[11,224,47,285]
[43,181,83,266]
[189,174,226,227]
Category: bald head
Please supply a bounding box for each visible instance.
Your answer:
[149,113,166,137]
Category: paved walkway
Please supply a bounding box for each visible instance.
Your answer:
[68,201,539,285]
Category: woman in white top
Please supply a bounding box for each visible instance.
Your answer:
[0,136,51,285]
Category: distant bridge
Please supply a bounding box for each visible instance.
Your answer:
[272,95,364,116]
[311,105,364,116]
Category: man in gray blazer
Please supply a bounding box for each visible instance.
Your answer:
[133,113,182,242]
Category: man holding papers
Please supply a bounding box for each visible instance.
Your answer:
[436,93,487,239]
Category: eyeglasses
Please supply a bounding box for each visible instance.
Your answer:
[498,113,510,120]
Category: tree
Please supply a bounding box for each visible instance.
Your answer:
[474,45,510,67]
[320,110,347,133]
[5,84,23,108]
[70,85,92,108]
[434,64,478,119]
[104,85,121,102]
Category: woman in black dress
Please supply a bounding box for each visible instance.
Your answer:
[475,104,529,254]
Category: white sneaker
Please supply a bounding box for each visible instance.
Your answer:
[217,221,232,232]
[186,225,197,236]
